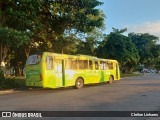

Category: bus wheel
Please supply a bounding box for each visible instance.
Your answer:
[75,78,84,89]
[108,76,114,84]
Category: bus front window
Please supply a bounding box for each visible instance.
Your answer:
[26,54,42,65]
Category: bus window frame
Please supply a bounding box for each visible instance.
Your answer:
[65,58,78,70]
[95,61,99,70]
[106,61,114,70]
[46,56,53,70]
[89,60,93,70]
[78,60,88,70]
[100,61,107,70]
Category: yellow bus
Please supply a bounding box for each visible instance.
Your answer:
[26,52,120,89]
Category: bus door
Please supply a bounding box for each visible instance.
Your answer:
[105,61,113,81]
[85,60,94,83]
[112,62,119,80]
[99,61,106,82]
[115,63,119,80]
[54,58,64,87]
[94,60,101,83]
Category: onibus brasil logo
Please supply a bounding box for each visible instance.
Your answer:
[2,112,42,118]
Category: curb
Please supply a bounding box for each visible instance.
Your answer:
[0,89,19,95]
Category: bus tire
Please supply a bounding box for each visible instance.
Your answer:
[75,78,84,89]
[108,76,114,84]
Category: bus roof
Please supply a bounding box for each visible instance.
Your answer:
[40,52,118,62]
[77,54,97,58]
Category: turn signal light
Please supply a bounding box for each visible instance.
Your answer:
[40,73,42,81]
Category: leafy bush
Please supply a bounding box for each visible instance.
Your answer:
[0,70,24,89]
[15,78,26,87]
[0,69,27,89]
[0,78,20,89]
[0,69,4,79]
[0,70,5,88]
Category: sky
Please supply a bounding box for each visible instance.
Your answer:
[98,0,160,43]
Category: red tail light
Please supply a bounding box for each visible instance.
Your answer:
[40,73,42,81]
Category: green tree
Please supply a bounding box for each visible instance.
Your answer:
[77,28,104,55]
[155,57,160,70]
[0,0,105,74]
[128,33,160,68]
[1,0,105,52]
[0,27,30,67]
[34,0,105,53]
[97,29,140,73]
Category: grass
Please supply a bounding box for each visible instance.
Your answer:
[121,73,143,78]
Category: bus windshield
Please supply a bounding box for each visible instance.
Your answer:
[26,54,42,65]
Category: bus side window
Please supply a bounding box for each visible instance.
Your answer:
[78,60,84,69]
[100,61,106,70]
[89,60,93,70]
[100,61,103,70]
[95,61,99,70]
[79,60,88,69]
[84,60,88,69]
[46,56,53,70]
[103,62,107,70]
[106,62,109,70]
[107,62,113,70]
[66,59,78,70]
[65,59,71,70]
[110,63,113,69]
[71,59,78,69]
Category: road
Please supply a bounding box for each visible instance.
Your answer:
[0,73,160,119]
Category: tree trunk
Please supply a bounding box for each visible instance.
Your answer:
[0,45,8,67]
[0,44,2,66]
[24,48,30,58]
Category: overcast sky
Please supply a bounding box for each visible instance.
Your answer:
[99,0,160,43]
